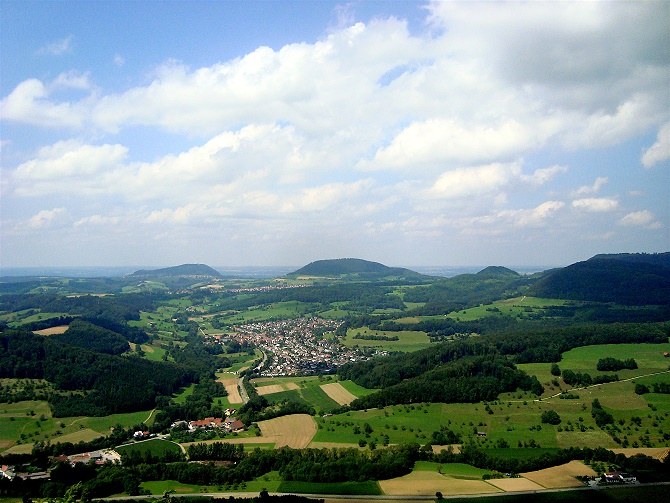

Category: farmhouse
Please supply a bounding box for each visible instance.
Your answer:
[189,417,224,430]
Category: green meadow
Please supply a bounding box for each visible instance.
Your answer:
[343,326,431,352]
[0,398,154,454]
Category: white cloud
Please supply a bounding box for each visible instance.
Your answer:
[521,165,568,185]
[74,215,120,227]
[13,141,128,195]
[37,35,73,56]
[427,162,521,199]
[361,119,537,171]
[642,122,670,167]
[619,210,662,229]
[573,177,608,196]
[497,201,565,228]
[113,54,125,67]
[27,208,66,229]
[0,79,87,128]
[571,198,618,212]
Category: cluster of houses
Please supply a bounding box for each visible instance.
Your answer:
[229,317,366,376]
[171,409,245,433]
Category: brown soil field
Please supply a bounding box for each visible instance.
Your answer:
[217,377,243,404]
[379,471,500,496]
[256,382,300,395]
[257,414,317,448]
[320,382,358,405]
[521,460,595,488]
[225,384,243,404]
[33,325,69,335]
[611,447,670,460]
[487,477,545,492]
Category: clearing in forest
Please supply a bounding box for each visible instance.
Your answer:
[320,382,358,405]
[33,325,69,335]
[257,414,317,448]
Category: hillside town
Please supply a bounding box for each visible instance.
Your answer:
[228,317,366,376]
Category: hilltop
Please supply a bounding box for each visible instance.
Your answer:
[530,253,670,305]
[288,258,426,280]
[128,263,222,279]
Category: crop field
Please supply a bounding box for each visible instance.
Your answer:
[446,297,573,322]
[379,469,500,496]
[337,379,378,397]
[320,382,358,405]
[252,376,342,413]
[521,460,596,488]
[257,414,317,448]
[343,327,431,352]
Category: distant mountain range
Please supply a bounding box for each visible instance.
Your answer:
[128,263,222,278]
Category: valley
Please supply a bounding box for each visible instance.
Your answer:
[0,254,669,501]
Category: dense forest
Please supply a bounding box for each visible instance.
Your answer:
[0,330,197,416]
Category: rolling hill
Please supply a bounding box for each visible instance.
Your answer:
[530,254,670,305]
[288,258,427,280]
[128,263,222,278]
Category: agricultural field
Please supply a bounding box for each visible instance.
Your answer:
[0,399,154,454]
[343,326,431,352]
[447,296,573,322]
[251,376,342,413]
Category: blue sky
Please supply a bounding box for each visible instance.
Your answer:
[1,0,668,269]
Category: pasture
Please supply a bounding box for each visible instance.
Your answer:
[343,327,431,352]
[0,399,154,453]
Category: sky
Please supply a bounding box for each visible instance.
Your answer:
[1,0,669,269]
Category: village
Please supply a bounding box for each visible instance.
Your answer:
[228,317,367,376]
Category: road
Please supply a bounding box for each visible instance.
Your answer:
[236,350,267,404]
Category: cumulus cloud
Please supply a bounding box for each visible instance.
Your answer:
[13,141,128,195]
[521,165,568,185]
[27,208,66,229]
[427,162,521,199]
[0,78,87,128]
[497,201,565,228]
[571,198,619,212]
[573,177,608,196]
[642,122,670,167]
[619,210,662,229]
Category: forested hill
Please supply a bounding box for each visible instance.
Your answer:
[476,266,520,278]
[289,258,425,279]
[128,263,222,278]
[589,252,670,268]
[529,257,670,305]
